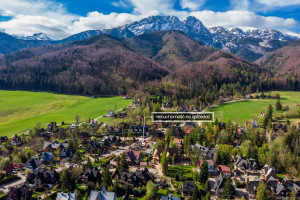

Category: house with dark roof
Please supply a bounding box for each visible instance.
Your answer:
[234,155,260,174]
[60,148,73,161]
[90,186,117,200]
[120,168,153,187]
[260,165,276,179]
[6,185,32,200]
[42,141,68,152]
[78,132,91,144]
[161,194,180,200]
[25,157,41,171]
[213,173,225,197]
[85,141,103,154]
[182,181,195,196]
[56,192,76,200]
[125,149,141,166]
[10,135,22,146]
[26,168,60,188]
[104,135,121,145]
[82,168,102,185]
[40,152,53,164]
[213,174,235,198]
[246,178,261,199]
[246,177,300,199]
[277,177,300,198]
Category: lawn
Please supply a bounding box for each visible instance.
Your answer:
[168,165,197,180]
[208,91,300,124]
[0,90,132,137]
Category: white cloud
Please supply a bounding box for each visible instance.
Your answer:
[126,0,173,15]
[180,0,206,11]
[72,12,157,33]
[254,0,300,7]
[0,0,299,39]
[0,0,77,39]
[190,10,298,29]
[230,0,249,10]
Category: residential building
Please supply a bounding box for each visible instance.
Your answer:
[125,149,141,166]
[153,148,180,163]
[6,185,32,200]
[234,155,260,174]
[82,168,102,185]
[42,141,68,152]
[27,168,60,188]
[260,165,276,179]
[161,194,180,200]
[56,192,76,200]
[2,163,24,174]
[217,165,231,177]
[90,187,117,200]
[182,181,195,196]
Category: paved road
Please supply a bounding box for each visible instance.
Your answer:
[0,173,26,193]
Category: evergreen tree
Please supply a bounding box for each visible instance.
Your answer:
[120,153,129,174]
[222,178,233,200]
[266,104,273,121]
[160,151,168,175]
[102,167,112,187]
[191,187,201,200]
[61,170,76,192]
[204,180,210,192]
[199,160,208,183]
[257,181,270,200]
[276,98,282,111]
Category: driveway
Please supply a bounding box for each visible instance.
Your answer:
[0,173,26,193]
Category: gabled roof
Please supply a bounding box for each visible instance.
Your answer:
[27,158,41,169]
[213,173,224,190]
[56,192,76,200]
[90,187,117,200]
[6,185,32,200]
[218,165,231,174]
[182,181,195,192]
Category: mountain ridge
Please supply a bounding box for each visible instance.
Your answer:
[1,15,298,62]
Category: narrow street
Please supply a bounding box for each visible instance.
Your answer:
[0,173,26,193]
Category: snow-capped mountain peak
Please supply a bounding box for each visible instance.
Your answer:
[14,32,52,41]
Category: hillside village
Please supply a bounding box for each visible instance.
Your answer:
[0,93,299,200]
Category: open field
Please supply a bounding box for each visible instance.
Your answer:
[208,91,300,124]
[0,90,132,137]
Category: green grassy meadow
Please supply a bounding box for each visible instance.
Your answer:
[0,90,132,137]
[208,91,300,124]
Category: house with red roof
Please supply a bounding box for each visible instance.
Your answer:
[2,163,24,174]
[217,165,231,177]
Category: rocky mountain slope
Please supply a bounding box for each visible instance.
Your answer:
[1,15,297,61]
[256,40,300,75]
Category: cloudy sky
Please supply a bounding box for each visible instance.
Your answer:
[0,0,300,39]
